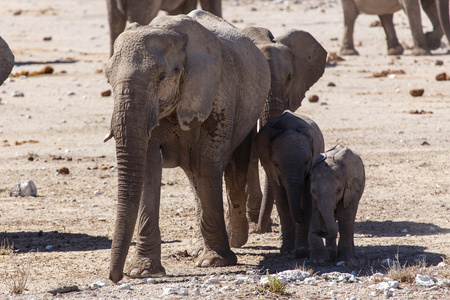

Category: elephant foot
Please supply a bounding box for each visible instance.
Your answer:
[309,247,329,264]
[412,47,431,56]
[425,32,442,50]
[387,45,404,55]
[124,256,166,279]
[280,241,295,255]
[294,246,309,258]
[340,47,359,56]
[190,238,204,258]
[195,248,237,267]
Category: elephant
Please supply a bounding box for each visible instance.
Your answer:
[106,0,222,56]
[340,0,450,55]
[104,10,270,283]
[308,145,365,263]
[254,111,324,257]
[240,27,327,231]
[0,36,14,86]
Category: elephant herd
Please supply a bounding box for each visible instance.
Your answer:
[1,0,449,285]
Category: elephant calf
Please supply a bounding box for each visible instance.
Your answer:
[254,111,324,257]
[309,145,365,263]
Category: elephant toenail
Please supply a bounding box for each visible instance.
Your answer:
[201,260,210,267]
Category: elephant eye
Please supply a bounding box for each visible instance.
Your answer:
[286,74,292,83]
[174,67,180,73]
[159,72,166,81]
[336,188,341,195]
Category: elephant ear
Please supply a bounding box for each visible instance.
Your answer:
[241,26,275,45]
[334,147,365,208]
[0,36,14,86]
[278,30,327,111]
[254,126,282,186]
[175,14,223,130]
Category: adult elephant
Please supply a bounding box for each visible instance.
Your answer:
[106,0,221,56]
[0,36,14,85]
[104,10,270,283]
[341,0,450,55]
[241,27,327,232]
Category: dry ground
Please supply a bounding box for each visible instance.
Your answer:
[0,0,449,299]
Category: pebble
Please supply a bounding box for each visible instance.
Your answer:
[67,91,75,96]
[205,277,220,284]
[94,190,102,195]
[162,285,188,296]
[45,245,53,250]
[118,283,132,290]
[90,281,109,288]
[10,180,37,197]
[11,91,24,97]
[143,278,156,284]
[415,274,435,287]
[336,261,345,266]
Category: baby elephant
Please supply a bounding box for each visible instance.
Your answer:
[254,111,324,257]
[309,145,365,263]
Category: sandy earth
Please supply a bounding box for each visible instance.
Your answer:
[0,0,449,299]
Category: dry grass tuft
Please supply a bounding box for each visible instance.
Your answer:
[257,270,287,295]
[0,238,14,255]
[384,255,429,283]
[3,253,30,294]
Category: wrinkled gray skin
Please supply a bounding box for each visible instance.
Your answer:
[254,111,324,257]
[309,145,365,263]
[241,27,327,231]
[341,0,450,55]
[106,0,221,56]
[105,10,270,283]
[0,36,14,85]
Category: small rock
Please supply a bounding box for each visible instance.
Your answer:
[401,229,408,233]
[415,274,435,287]
[43,36,52,41]
[304,277,315,285]
[118,283,132,290]
[308,95,319,103]
[384,288,397,297]
[90,281,110,288]
[94,190,102,195]
[57,167,70,175]
[336,261,345,267]
[98,217,107,221]
[437,262,447,268]
[162,285,188,296]
[11,91,24,97]
[10,180,37,197]
[435,59,444,66]
[205,277,220,284]
[435,72,449,81]
[67,91,76,96]
[409,89,424,97]
[101,90,112,97]
[45,245,53,250]
[144,278,156,284]
[327,82,336,87]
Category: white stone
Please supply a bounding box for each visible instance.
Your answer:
[336,261,345,267]
[94,190,102,195]
[436,279,449,287]
[10,180,37,197]
[162,285,188,296]
[67,91,76,96]
[118,283,132,290]
[220,285,232,292]
[11,91,24,97]
[90,281,110,288]
[143,278,156,284]
[205,277,220,284]
[437,262,447,268]
[277,269,310,282]
[415,274,435,287]
[304,277,315,285]
[45,245,53,250]
[384,288,397,297]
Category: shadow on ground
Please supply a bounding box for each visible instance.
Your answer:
[355,220,450,237]
[0,231,111,253]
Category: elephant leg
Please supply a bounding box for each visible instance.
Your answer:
[336,207,356,261]
[106,0,127,57]
[199,0,222,18]
[257,179,274,233]
[294,179,312,258]
[168,0,197,15]
[224,133,252,248]
[340,0,360,55]
[379,14,404,55]
[127,0,161,25]
[308,209,329,263]
[125,141,166,278]
[402,0,430,55]
[194,168,237,267]
[274,187,296,255]
[184,173,204,258]
[246,126,263,230]
[421,0,444,50]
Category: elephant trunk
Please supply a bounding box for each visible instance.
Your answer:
[437,0,450,45]
[285,175,304,224]
[109,85,157,283]
[318,205,338,248]
[261,90,288,125]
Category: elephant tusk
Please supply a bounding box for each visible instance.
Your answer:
[103,131,114,143]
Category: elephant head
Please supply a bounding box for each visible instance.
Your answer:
[310,145,365,260]
[242,27,327,123]
[254,112,323,224]
[0,36,14,86]
[105,15,223,283]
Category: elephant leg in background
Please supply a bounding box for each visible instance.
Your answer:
[379,14,404,55]
[403,0,430,55]
[224,132,252,248]
[294,177,311,258]
[257,179,274,233]
[421,0,445,49]
[168,0,197,15]
[335,205,357,261]
[199,0,222,17]
[106,0,127,57]
[340,0,360,55]
[272,185,296,255]
[246,126,263,230]
[125,140,166,278]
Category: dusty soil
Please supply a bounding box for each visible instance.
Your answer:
[0,0,449,299]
